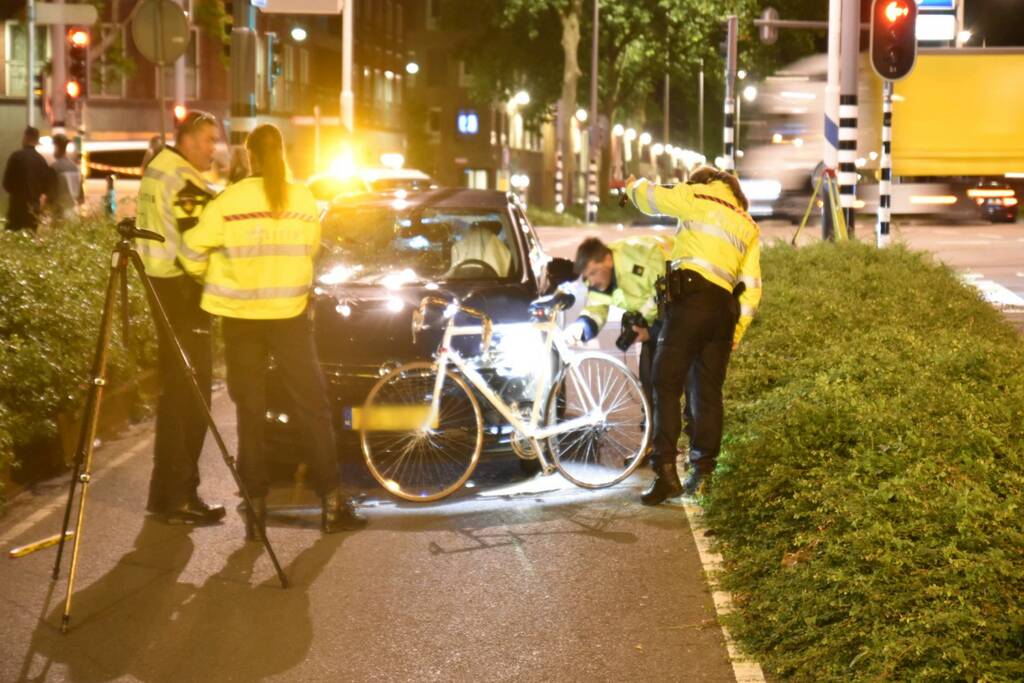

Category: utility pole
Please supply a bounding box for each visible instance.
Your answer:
[229,0,256,145]
[585,0,599,223]
[26,0,36,127]
[722,15,737,172]
[698,58,704,154]
[341,0,354,133]
[51,0,66,128]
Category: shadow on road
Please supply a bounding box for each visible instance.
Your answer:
[19,520,345,683]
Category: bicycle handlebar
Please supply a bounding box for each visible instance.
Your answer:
[412,296,494,351]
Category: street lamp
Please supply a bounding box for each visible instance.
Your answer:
[624,127,636,141]
[575,108,588,123]
[514,90,531,107]
[638,131,652,146]
[742,85,758,102]
[405,62,420,75]
[612,123,624,137]
[737,69,747,80]
[290,26,308,42]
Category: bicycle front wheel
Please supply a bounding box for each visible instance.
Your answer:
[361,362,483,502]
[545,352,651,488]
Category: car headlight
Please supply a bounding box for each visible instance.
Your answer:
[490,323,546,378]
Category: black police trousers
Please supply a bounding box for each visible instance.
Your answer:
[651,271,738,472]
[637,320,662,412]
[222,312,341,498]
[147,275,212,510]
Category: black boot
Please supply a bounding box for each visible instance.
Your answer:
[244,497,267,542]
[681,468,712,497]
[641,463,683,506]
[322,488,367,533]
[162,496,227,525]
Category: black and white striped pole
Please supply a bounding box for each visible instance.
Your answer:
[554,150,565,214]
[722,15,738,172]
[586,155,599,223]
[877,80,893,247]
[837,92,858,232]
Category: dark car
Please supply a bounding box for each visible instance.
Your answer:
[969,181,1019,223]
[266,188,574,473]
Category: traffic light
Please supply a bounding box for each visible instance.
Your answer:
[66,27,89,104]
[33,72,45,108]
[870,0,918,81]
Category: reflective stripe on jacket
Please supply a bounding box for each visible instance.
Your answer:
[627,177,762,345]
[180,177,321,320]
[579,235,673,333]
[136,147,214,278]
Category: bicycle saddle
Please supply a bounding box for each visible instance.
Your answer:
[529,290,576,317]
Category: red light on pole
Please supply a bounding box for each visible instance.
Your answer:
[884,1,910,24]
[68,28,89,49]
[65,80,82,99]
[173,104,187,122]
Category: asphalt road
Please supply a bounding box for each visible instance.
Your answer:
[0,375,737,680]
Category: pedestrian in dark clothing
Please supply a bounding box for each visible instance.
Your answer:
[3,126,54,231]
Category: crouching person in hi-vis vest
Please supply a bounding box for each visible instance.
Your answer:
[180,124,366,538]
[625,166,762,504]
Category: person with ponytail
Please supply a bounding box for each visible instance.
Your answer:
[623,166,762,504]
[180,123,366,538]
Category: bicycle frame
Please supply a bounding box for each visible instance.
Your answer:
[414,300,603,473]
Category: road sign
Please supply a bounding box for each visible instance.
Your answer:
[34,3,98,25]
[916,0,955,10]
[131,0,190,65]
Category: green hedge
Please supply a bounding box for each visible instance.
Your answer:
[705,242,1024,681]
[0,218,157,504]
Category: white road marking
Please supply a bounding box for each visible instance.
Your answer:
[960,273,1024,307]
[0,436,153,548]
[681,502,767,683]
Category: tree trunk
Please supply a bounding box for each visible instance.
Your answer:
[557,0,582,207]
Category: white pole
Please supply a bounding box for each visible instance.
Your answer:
[341,0,354,133]
[175,0,187,112]
[722,15,737,172]
[823,0,842,239]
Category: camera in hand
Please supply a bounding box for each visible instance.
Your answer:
[615,311,648,352]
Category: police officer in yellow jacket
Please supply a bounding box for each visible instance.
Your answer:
[568,235,672,407]
[136,110,225,524]
[625,166,762,504]
[180,124,366,537]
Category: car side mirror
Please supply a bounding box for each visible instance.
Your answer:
[540,257,575,295]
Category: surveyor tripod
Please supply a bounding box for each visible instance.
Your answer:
[19,218,288,633]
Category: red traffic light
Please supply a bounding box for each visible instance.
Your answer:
[883,1,910,24]
[67,28,89,48]
[65,80,82,99]
[173,104,187,122]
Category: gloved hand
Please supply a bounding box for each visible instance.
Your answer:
[565,321,588,344]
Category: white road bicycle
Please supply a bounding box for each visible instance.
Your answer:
[360,291,652,502]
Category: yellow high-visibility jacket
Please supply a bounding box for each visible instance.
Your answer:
[179,177,321,320]
[578,235,673,339]
[626,177,762,345]
[136,147,215,278]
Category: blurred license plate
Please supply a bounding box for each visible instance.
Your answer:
[343,405,438,431]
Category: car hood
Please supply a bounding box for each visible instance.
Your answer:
[311,281,537,368]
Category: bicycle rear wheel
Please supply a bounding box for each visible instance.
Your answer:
[361,362,483,502]
[544,352,651,488]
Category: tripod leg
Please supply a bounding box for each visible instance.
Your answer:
[57,252,124,632]
[127,252,289,589]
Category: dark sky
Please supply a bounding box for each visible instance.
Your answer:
[965,0,1024,45]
